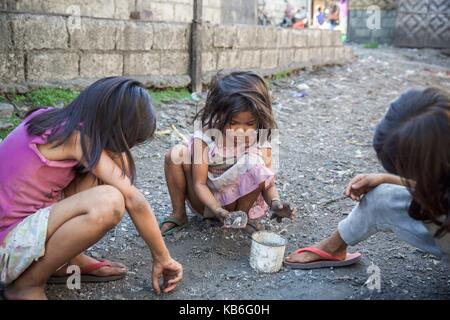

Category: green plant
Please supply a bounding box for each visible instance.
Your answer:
[0,87,193,140]
[363,42,379,49]
[148,88,191,106]
[273,71,290,80]
[0,113,21,140]
[2,88,80,109]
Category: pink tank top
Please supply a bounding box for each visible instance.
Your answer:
[0,108,79,244]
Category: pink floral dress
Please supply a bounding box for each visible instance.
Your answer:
[187,131,275,220]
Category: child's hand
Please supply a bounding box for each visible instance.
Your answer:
[345,173,386,201]
[270,200,296,223]
[213,207,230,223]
[152,257,183,295]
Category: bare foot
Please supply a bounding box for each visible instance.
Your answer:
[159,214,188,235]
[53,254,127,277]
[285,231,348,263]
[4,283,47,300]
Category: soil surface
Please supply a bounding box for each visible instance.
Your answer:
[3,45,450,300]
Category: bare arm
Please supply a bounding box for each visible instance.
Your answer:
[260,147,295,221]
[260,148,280,205]
[92,152,170,260]
[191,138,228,220]
[382,173,414,187]
[70,134,182,294]
[345,173,415,201]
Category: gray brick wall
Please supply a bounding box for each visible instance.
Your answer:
[347,9,397,44]
[0,11,355,92]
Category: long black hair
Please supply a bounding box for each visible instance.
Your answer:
[374,87,450,237]
[26,77,156,183]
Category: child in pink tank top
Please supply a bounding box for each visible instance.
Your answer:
[0,77,183,300]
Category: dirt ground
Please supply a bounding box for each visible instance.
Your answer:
[12,45,450,300]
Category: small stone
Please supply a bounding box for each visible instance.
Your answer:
[0,120,13,130]
[0,103,14,119]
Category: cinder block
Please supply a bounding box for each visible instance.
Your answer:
[0,52,25,83]
[124,52,160,76]
[236,25,260,48]
[202,24,214,50]
[291,29,308,48]
[260,49,278,69]
[322,47,335,64]
[321,30,334,47]
[213,26,237,48]
[331,30,342,46]
[116,21,153,51]
[308,47,322,65]
[114,0,135,19]
[257,26,279,48]
[240,50,261,69]
[13,14,68,50]
[153,23,189,50]
[278,49,295,68]
[277,28,292,48]
[139,1,174,22]
[160,52,189,75]
[202,51,218,72]
[70,18,116,50]
[306,29,321,47]
[80,53,123,78]
[28,52,79,81]
[173,4,193,22]
[0,15,12,50]
[294,48,309,64]
[217,50,240,69]
[204,7,221,24]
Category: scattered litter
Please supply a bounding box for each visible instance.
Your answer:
[155,129,171,136]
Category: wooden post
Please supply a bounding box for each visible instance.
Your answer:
[191,0,203,93]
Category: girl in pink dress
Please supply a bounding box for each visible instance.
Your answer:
[160,71,295,236]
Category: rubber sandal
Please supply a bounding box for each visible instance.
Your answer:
[283,247,362,270]
[159,217,188,237]
[47,259,126,284]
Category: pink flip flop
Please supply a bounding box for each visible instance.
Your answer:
[284,247,362,270]
[47,259,126,284]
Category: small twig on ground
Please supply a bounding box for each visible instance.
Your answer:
[317,195,348,207]
[171,124,189,143]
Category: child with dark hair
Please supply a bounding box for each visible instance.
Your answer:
[0,77,183,299]
[160,71,295,236]
[285,87,450,269]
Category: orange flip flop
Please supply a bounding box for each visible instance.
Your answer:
[284,247,362,270]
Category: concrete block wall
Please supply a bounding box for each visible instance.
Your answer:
[0,12,191,91]
[201,24,353,82]
[347,0,397,44]
[0,11,354,92]
[0,0,223,24]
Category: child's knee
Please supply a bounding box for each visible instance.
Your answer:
[165,144,189,166]
[90,185,126,226]
[365,184,407,203]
